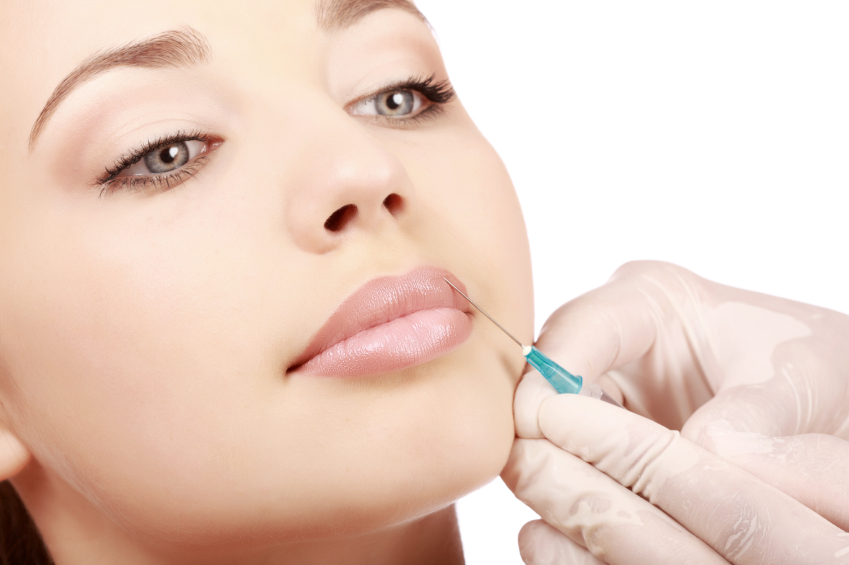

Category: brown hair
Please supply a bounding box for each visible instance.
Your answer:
[0,481,52,564]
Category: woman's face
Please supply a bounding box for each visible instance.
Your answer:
[0,0,532,553]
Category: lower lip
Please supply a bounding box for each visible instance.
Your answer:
[295,307,472,377]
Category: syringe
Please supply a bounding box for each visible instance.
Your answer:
[444,278,622,407]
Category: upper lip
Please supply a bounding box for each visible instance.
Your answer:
[288,267,471,371]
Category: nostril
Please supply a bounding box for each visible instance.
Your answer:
[324,204,358,232]
[383,193,403,216]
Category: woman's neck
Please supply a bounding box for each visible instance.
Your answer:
[253,505,465,565]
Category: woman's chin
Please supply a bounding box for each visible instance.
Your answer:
[45,337,520,549]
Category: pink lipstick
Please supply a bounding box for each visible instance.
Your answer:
[289,267,472,377]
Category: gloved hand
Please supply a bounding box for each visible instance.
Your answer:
[502,261,849,564]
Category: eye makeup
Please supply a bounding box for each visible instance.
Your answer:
[94,129,222,196]
[382,75,455,105]
[92,74,453,197]
[349,74,456,124]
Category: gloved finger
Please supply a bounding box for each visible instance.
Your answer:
[514,370,558,439]
[519,520,607,565]
[695,425,849,531]
[533,261,713,427]
[683,362,849,442]
[513,367,626,440]
[539,394,849,564]
[682,384,799,443]
[682,382,849,529]
[533,271,658,384]
[502,438,728,565]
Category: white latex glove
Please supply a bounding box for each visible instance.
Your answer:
[502,261,849,564]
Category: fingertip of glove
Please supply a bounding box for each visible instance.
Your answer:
[519,519,603,565]
[518,520,552,564]
[501,437,564,497]
[514,370,558,439]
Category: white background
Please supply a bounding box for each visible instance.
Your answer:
[413,1,849,563]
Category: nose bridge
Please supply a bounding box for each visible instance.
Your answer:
[284,107,411,253]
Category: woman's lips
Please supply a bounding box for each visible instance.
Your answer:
[289,268,472,377]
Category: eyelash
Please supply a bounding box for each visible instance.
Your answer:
[95,129,217,197]
[95,77,455,196]
[353,75,456,123]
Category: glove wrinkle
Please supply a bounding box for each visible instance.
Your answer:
[700,429,849,531]
[503,438,729,565]
[538,394,848,565]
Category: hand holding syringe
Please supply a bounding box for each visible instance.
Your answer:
[495,262,849,565]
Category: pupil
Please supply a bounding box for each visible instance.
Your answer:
[161,145,179,164]
[387,93,403,110]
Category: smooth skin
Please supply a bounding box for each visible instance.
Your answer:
[0,1,533,564]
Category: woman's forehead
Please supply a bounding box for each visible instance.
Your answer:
[3,0,425,84]
[0,0,429,157]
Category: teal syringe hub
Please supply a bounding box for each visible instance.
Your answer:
[523,346,583,395]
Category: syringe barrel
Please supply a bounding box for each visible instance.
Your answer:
[523,346,582,394]
[578,382,623,408]
[524,346,623,407]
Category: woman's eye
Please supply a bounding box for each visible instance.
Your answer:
[351,89,424,118]
[119,140,208,177]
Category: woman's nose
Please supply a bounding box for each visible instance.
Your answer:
[284,119,411,254]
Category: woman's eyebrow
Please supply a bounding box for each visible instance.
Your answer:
[316,0,426,30]
[28,27,211,150]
